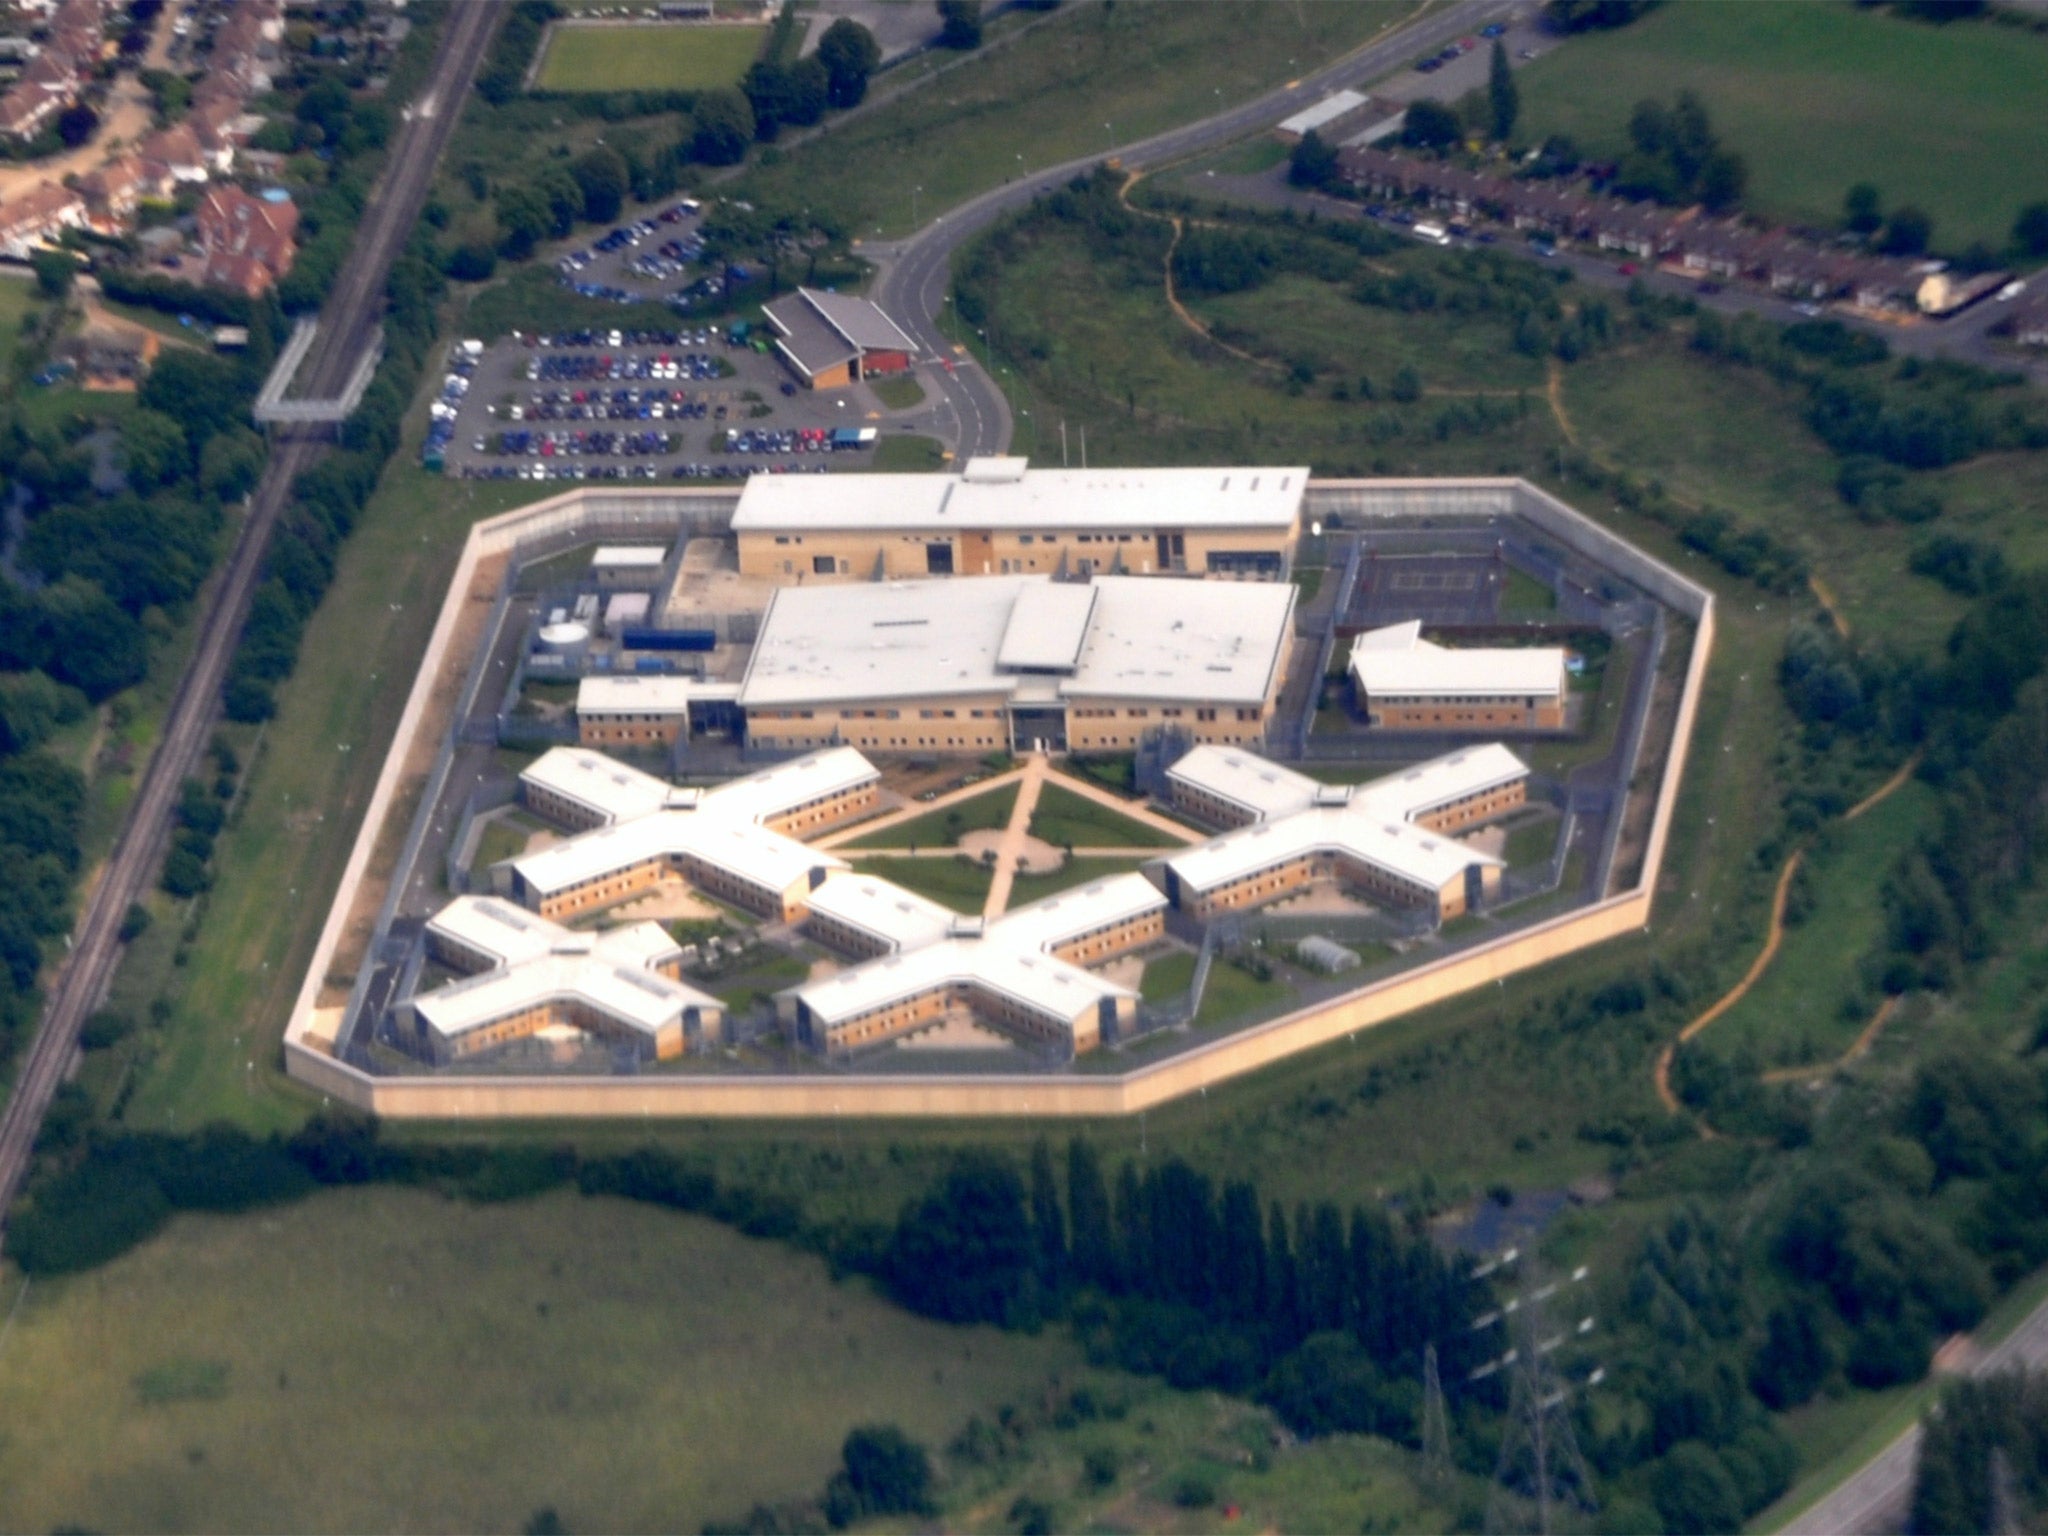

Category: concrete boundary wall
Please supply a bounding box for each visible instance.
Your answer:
[283,479,1715,1120]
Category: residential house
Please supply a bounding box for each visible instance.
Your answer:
[139,122,209,185]
[0,178,84,258]
[74,149,145,233]
[193,182,296,297]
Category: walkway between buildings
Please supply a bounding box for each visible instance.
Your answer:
[982,753,1051,918]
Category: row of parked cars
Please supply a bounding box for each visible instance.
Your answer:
[724,427,844,455]
[449,460,834,484]
[486,428,680,459]
[525,351,724,383]
[510,388,718,423]
[518,327,723,349]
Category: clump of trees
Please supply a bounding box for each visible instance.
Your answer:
[1613,91,1747,213]
[1913,1371,2048,1536]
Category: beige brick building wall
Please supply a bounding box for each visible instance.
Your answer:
[737,524,1298,585]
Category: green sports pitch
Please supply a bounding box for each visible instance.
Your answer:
[534,21,765,93]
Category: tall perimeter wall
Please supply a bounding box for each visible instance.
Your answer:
[282,480,1715,1119]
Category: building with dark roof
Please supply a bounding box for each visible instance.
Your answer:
[761,286,918,391]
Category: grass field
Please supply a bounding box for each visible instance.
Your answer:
[866,432,949,472]
[1026,783,1184,850]
[1514,3,2048,250]
[1009,855,1148,907]
[868,373,926,411]
[840,783,1020,850]
[534,21,764,93]
[734,0,1423,238]
[0,1187,1078,1534]
[1696,781,1934,1069]
[849,854,994,914]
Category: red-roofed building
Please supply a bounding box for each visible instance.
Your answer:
[193,184,296,297]
[0,178,85,258]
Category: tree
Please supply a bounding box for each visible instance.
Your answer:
[1696,149,1747,214]
[571,146,628,226]
[1844,182,1884,236]
[1029,1138,1066,1293]
[840,1425,934,1519]
[57,102,97,148]
[784,57,830,129]
[816,17,880,109]
[937,0,983,49]
[884,1152,1033,1324]
[1650,1441,1744,1536]
[1881,205,1934,256]
[2014,200,2048,258]
[1287,129,1338,191]
[1750,1298,1832,1409]
[30,247,74,300]
[690,88,755,165]
[1401,99,1462,152]
[1487,38,1518,142]
[494,185,550,260]
[119,409,190,493]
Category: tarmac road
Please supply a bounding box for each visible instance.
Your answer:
[869,0,1518,460]
[0,0,501,1230]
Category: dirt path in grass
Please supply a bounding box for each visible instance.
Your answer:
[1546,359,1578,446]
[1116,169,1281,373]
[1809,574,1851,638]
[1654,750,1923,1128]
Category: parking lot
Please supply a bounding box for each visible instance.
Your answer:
[425,322,915,482]
[551,196,733,312]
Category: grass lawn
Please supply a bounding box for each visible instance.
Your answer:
[1140,949,1196,1004]
[1500,564,1556,615]
[1502,812,1561,870]
[866,432,948,472]
[735,0,1423,238]
[0,1187,1078,1535]
[1194,956,1295,1029]
[839,783,1019,850]
[1027,782,1184,850]
[868,373,925,410]
[1513,3,2048,250]
[1291,565,1324,605]
[1009,855,1148,908]
[116,390,561,1133]
[469,816,532,878]
[534,21,764,92]
[849,854,993,914]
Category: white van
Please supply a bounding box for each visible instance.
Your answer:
[1412,221,1452,246]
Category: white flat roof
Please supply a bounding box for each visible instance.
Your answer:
[740,576,1294,710]
[1278,88,1367,137]
[512,747,874,901]
[1166,745,1320,821]
[804,872,958,954]
[593,545,668,568]
[1349,621,1566,701]
[731,462,1308,534]
[1163,743,1528,896]
[987,872,1166,953]
[521,748,673,825]
[792,871,1159,1031]
[578,675,699,715]
[512,807,847,899]
[997,581,1097,672]
[1166,803,1496,896]
[604,592,651,626]
[412,911,712,1045]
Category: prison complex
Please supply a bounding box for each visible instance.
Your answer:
[1348,620,1568,731]
[731,458,1306,584]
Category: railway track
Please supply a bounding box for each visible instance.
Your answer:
[0,0,499,1227]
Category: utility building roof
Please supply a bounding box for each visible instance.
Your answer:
[592,545,667,570]
[731,460,1308,534]
[1348,621,1567,701]
[577,675,703,715]
[1277,88,1368,137]
[741,576,1294,709]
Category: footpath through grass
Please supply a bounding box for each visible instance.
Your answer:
[0,1186,1078,1535]
[1514,3,2048,250]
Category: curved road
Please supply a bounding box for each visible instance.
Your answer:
[872,0,1516,459]
[0,0,500,1227]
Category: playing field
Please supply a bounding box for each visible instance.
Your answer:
[1514,4,2048,250]
[0,1187,1079,1534]
[534,21,764,92]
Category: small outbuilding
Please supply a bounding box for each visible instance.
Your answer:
[762,287,918,391]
